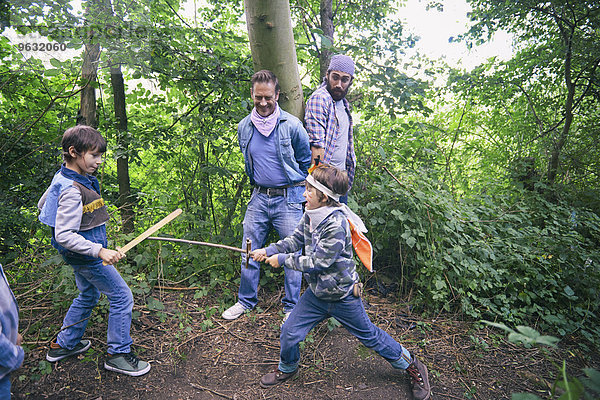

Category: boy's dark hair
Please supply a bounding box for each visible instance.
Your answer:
[310,164,349,207]
[62,125,107,162]
[251,70,280,94]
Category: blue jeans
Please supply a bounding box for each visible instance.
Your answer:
[278,288,413,373]
[0,374,10,399]
[238,190,304,312]
[58,258,133,354]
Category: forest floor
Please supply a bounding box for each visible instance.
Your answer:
[10,285,599,400]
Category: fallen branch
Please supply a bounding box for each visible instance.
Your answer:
[189,382,234,400]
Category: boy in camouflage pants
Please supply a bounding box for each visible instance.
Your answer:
[251,164,431,400]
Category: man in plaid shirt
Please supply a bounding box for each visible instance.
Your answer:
[305,54,356,203]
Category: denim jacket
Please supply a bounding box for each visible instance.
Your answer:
[238,109,312,203]
[0,264,24,380]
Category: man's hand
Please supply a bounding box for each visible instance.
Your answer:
[17,333,22,346]
[311,147,324,167]
[265,254,280,268]
[99,248,125,265]
[251,248,267,262]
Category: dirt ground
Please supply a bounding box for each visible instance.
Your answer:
[10,286,598,400]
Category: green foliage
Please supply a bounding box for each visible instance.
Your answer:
[2,0,599,370]
[29,360,53,382]
[482,321,560,348]
[353,164,600,347]
[0,35,76,261]
[452,0,600,194]
[485,324,600,400]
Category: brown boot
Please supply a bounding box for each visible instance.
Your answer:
[406,357,431,400]
[259,368,298,388]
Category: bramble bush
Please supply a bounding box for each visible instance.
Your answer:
[352,166,600,349]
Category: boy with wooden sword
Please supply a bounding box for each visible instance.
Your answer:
[38,125,151,376]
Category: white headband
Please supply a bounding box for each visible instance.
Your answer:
[306,174,340,201]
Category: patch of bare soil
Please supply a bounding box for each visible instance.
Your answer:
[11,287,597,400]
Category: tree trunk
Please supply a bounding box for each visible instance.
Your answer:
[78,41,100,128]
[547,23,575,186]
[110,62,135,233]
[78,0,110,128]
[244,0,304,119]
[319,0,334,81]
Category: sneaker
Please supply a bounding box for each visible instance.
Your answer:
[260,368,298,388]
[222,302,247,320]
[104,352,151,376]
[280,311,291,327]
[406,357,431,400]
[46,340,91,362]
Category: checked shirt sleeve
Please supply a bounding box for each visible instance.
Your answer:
[0,332,24,374]
[305,92,329,149]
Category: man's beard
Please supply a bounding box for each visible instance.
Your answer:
[326,79,350,101]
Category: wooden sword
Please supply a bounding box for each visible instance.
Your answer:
[146,236,252,268]
[103,208,183,265]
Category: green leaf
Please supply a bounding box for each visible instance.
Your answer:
[535,335,559,347]
[507,332,533,345]
[515,326,540,339]
[582,368,600,393]
[44,69,60,76]
[147,297,165,311]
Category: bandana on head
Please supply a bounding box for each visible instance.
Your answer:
[251,103,280,137]
[306,173,367,233]
[306,174,340,201]
[328,54,355,77]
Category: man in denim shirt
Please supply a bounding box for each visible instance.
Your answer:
[222,70,312,323]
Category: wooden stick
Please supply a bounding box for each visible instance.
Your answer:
[147,236,246,253]
[103,208,182,265]
[245,238,251,268]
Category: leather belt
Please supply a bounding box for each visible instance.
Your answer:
[256,186,286,197]
[256,181,305,197]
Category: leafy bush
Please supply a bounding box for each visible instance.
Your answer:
[353,166,600,348]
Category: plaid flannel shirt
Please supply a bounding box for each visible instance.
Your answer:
[305,85,356,187]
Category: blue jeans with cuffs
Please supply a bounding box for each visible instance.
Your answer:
[58,258,133,354]
[278,288,413,373]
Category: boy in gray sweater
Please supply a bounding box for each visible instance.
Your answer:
[38,125,149,376]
